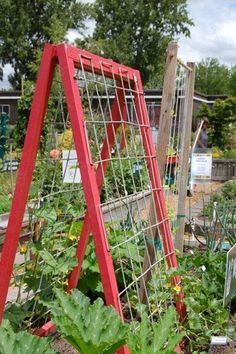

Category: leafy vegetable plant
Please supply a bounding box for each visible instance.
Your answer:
[127,307,184,354]
[178,251,234,352]
[50,288,128,354]
[0,320,56,354]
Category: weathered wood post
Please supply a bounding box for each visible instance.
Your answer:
[175,62,195,255]
[140,42,178,303]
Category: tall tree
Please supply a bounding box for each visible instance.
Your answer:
[195,58,230,95]
[88,0,193,86]
[197,98,236,149]
[0,0,89,89]
[229,65,236,97]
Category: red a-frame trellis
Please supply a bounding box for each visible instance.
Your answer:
[0,44,185,353]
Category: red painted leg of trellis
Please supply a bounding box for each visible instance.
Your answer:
[68,88,126,291]
[134,71,186,322]
[0,44,57,323]
[57,44,129,354]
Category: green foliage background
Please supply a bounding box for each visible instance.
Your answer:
[86,0,193,86]
[0,0,89,88]
[195,57,236,96]
[197,97,236,150]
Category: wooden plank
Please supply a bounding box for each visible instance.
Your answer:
[139,43,178,303]
[211,159,236,181]
[175,62,195,255]
[155,42,178,181]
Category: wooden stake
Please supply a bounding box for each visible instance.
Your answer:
[140,42,178,303]
[175,62,195,255]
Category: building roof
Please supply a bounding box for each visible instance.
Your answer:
[0,91,21,100]
[0,89,228,103]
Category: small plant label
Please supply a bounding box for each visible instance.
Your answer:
[223,243,236,307]
[62,150,81,184]
[210,336,228,346]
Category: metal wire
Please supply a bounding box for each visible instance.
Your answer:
[162,62,188,236]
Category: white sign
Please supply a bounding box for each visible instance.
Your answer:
[191,152,212,181]
[223,244,236,307]
[62,150,81,184]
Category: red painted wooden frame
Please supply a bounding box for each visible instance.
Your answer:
[0,44,185,352]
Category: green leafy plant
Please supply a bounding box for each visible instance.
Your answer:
[76,236,103,297]
[6,204,79,330]
[0,172,16,214]
[178,251,234,352]
[202,192,224,218]
[101,158,149,202]
[50,288,128,354]
[201,181,236,248]
[78,217,145,300]
[0,320,56,354]
[3,303,30,332]
[127,307,184,354]
[221,180,236,200]
[197,97,236,150]
[24,206,78,300]
[0,193,12,214]
[222,149,236,159]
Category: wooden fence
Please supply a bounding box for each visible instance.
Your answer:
[212,159,236,181]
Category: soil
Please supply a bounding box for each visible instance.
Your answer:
[52,334,79,353]
[52,336,236,354]
[189,181,222,205]
[209,342,236,353]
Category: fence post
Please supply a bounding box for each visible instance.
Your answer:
[175,62,195,255]
[155,42,178,180]
[139,42,178,303]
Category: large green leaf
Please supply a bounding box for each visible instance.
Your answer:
[127,307,184,354]
[3,303,29,332]
[152,307,183,354]
[51,289,128,354]
[0,320,57,354]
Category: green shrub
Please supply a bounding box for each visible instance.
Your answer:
[222,149,236,159]
[221,180,236,200]
[178,251,234,352]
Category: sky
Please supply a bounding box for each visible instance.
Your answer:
[1,0,236,89]
[177,0,236,65]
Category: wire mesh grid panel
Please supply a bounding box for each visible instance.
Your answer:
[75,64,182,323]
[0,45,184,342]
[162,61,188,231]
